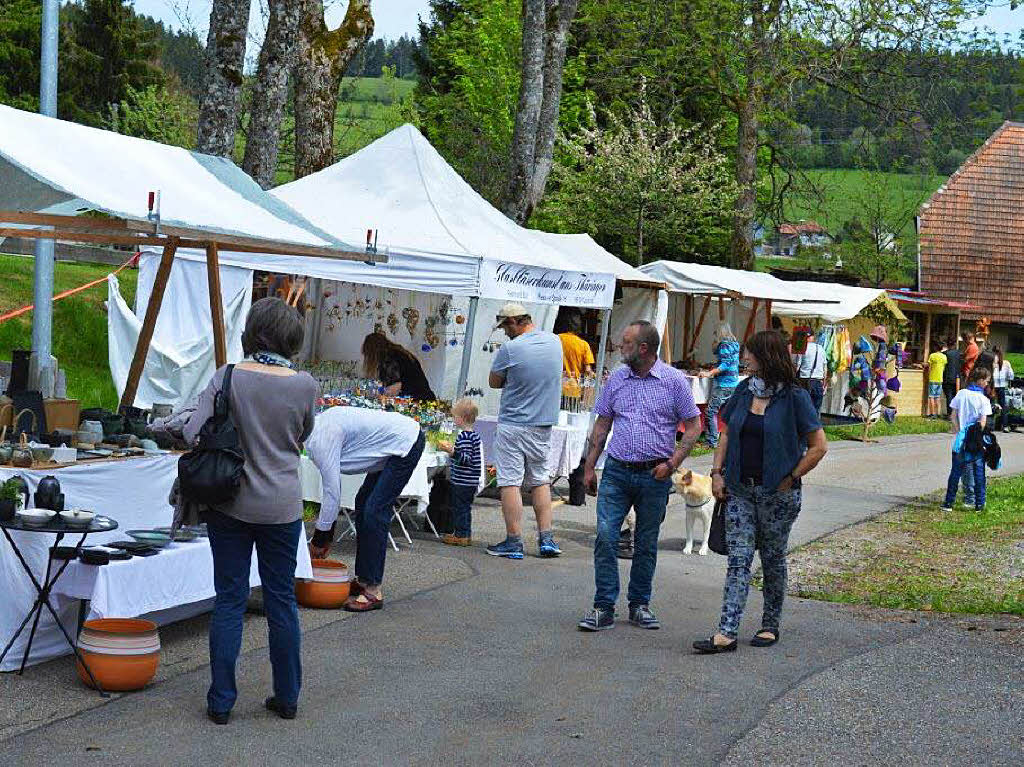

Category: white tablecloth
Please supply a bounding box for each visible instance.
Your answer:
[475,417,590,479]
[0,455,311,670]
[299,447,448,514]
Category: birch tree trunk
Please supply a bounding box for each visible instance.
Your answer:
[526,0,578,219]
[294,0,374,179]
[243,0,302,188]
[501,0,546,223]
[196,0,251,157]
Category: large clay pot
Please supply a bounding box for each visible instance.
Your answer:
[76,618,160,691]
[295,559,351,609]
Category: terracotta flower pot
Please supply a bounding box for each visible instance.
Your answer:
[76,618,160,691]
[295,559,351,609]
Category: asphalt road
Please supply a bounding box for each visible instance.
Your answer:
[2,432,1021,766]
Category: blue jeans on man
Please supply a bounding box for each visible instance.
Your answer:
[805,378,824,412]
[353,432,425,585]
[944,450,985,509]
[206,510,303,714]
[705,385,735,448]
[593,458,672,609]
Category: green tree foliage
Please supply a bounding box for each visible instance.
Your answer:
[0,0,41,111]
[547,87,736,266]
[61,0,164,125]
[109,83,196,147]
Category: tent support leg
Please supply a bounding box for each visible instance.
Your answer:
[455,296,479,398]
[764,300,772,331]
[206,243,227,368]
[589,308,612,426]
[682,295,692,362]
[718,297,725,321]
[743,299,760,342]
[686,296,712,360]
[120,237,180,410]
[922,310,933,415]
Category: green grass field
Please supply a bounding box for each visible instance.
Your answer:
[0,253,137,411]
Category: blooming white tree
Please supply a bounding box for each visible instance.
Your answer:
[550,87,736,265]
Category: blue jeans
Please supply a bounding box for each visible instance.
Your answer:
[354,432,425,586]
[805,379,824,412]
[944,450,985,509]
[705,385,735,447]
[593,458,672,609]
[206,510,303,714]
[450,482,476,537]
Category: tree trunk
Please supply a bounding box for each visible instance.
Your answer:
[243,0,302,188]
[502,0,547,224]
[729,91,758,271]
[196,0,251,157]
[294,0,374,179]
[525,0,579,220]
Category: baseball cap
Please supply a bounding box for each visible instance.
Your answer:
[494,302,528,330]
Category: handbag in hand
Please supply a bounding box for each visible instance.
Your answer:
[708,497,728,555]
[178,365,245,505]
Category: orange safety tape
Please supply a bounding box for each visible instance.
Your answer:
[0,252,139,325]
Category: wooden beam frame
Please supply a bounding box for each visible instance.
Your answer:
[764,299,772,331]
[743,299,761,342]
[206,243,227,368]
[682,295,692,362]
[686,296,713,359]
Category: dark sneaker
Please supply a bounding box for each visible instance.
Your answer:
[264,697,297,720]
[628,604,660,629]
[486,538,525,560]
[538,534,562,558]
[578,607,615,631]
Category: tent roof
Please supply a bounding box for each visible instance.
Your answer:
[772,282,907,323]
[639,261,824,302]
[530,232,662,287]
[0,104,363,256]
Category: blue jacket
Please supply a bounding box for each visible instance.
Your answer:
[720,379,822,491]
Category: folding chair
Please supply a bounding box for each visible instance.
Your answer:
[335,506,400,553]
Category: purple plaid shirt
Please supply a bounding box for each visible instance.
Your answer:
[596,360,700,462]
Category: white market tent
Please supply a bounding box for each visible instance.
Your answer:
[771,282,905,323]
[120,124,662,413]
[639,260,827,363]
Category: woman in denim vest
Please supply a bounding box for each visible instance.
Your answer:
[693,330,828,653]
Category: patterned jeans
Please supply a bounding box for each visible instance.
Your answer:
[718,484,802,639]
[704,385,735,448]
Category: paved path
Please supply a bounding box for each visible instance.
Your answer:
[2,432,1022,765]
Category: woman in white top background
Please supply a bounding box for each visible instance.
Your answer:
[991,346,1014,432]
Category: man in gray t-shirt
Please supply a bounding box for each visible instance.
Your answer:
[486,303,564,560]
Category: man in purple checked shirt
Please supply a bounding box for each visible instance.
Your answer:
[579,320,701,631]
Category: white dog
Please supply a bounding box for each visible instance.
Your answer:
[674,469,715,555]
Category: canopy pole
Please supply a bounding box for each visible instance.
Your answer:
[743,299,760,342]
[206,243,227,368]
[120,238,179,410]
[682,295,692,362]
[922,310,933,414]
[455,296,479,398]
[590,308,613,425]
[686,296,712,359]
[661,311,672,362]
[717,297,725,321]
[764,299,772,331]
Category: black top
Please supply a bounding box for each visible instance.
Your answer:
[739,413,765,483]
[380,350,437,402]
[943,349,961,384]
[976,350,995,373]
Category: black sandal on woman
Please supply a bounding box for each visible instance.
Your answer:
[692,636,738,654]
[750,629,779,647]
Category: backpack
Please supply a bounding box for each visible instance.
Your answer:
[178,365,245,504]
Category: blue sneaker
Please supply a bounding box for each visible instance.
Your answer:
[538,534,562,558]
[486,538,524,559]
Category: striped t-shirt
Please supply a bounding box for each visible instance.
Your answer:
[450,430,482,487]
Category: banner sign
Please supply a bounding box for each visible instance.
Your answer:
[479,260,616,308]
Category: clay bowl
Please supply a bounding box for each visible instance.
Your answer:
[295,559,351,609]
[76,618,160,691]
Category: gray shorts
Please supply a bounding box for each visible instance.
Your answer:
[494,423,552,489]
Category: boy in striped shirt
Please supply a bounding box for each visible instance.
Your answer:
[440,399,482,546]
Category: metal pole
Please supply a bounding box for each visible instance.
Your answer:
[30,0,59,396]
[455,296,479,398]
[589,308,613,426]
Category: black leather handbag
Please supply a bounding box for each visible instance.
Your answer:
[708,498,728,555]
[178,365,245,505]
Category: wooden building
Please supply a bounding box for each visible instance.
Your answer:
[919,121,1024,351]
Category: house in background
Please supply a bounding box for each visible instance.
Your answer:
[918,121,1024,351]
[766,220,833,256]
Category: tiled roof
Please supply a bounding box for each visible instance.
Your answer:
[919,121,1024,325]
[778,221,827,236]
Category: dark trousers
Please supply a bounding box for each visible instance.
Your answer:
[450,482,476,537]
[354,433,425,586]
[942,381,958,413]
[995,387,1008,429]
[206,510,302,714]
[803,379,824,411]
[593,458,672,609]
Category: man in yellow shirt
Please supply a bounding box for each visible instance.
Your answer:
[926,341,948,418]
[557,311,595,379]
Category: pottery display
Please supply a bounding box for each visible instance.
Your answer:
[150,404,173,421]
[76,618,160,691]
[125,530,172,548]
[295,559,351,609]
[29,446,54,464]
[59,509,95,529]
[0,444,12,464]
[80,421,104,443]
[0,498,15,522]
[11,444,32,468]
[17,508,57,527]
[34,475,62,510]
[51,445,76,463]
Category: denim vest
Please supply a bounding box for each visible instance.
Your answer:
[722,380,821,492]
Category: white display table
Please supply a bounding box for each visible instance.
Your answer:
[474,415,589,481]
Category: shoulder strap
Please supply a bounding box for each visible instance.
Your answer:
[215,364,236,419]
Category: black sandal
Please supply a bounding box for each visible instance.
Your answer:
[750,629,779,647]
[692,636,737,654]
